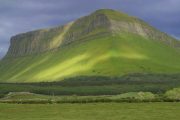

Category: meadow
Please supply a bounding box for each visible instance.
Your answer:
[0,103,180,120]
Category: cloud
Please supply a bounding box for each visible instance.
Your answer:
[0,0,180,58]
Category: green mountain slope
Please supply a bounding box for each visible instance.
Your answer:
[0,9,180,83]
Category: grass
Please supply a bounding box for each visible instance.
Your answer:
[0,74,180,96]
[0,103,180,120]
[0,33,180,83]
[94,9,138,22]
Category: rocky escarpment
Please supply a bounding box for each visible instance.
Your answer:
[6,26,62,57]
[5,23,72,57]
[5,11,111,58]
[62,12,111,45]
[110,19,179,47]
[5,9,180,58]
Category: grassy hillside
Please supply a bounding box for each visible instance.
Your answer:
[0,33,180,82]
[0,9,180,83]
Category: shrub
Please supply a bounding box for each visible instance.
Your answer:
[164,88,180,101]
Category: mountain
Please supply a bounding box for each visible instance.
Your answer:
[0,9,180,83]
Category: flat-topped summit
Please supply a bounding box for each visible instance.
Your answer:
[93,9,136,21]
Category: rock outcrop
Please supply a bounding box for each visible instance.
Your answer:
[5,9,180,58]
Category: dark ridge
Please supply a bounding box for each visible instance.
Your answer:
[0,74,180,96]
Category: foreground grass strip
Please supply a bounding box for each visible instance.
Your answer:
[0,103,180,120]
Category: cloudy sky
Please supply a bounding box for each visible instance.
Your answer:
[0,0,180,58]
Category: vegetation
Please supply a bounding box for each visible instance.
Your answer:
[0,9,180,84]
[0,103,180,120]
[1,87,180,104]
[0,33,180,82]
[0,92,156,104]
[0,8,179,120]
[0,74,180,96]
[165,88,180,100]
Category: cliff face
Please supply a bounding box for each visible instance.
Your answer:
[62,13,111,45]
[110,20,179,47]
[5,9,180,58]
[6,26,63,57]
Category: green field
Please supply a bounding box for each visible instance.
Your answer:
[0,103,180,120]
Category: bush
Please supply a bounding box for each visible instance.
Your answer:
[164,88,180,101]
[109,92,156,102]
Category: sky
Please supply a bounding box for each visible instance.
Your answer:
[0,0,180,58]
